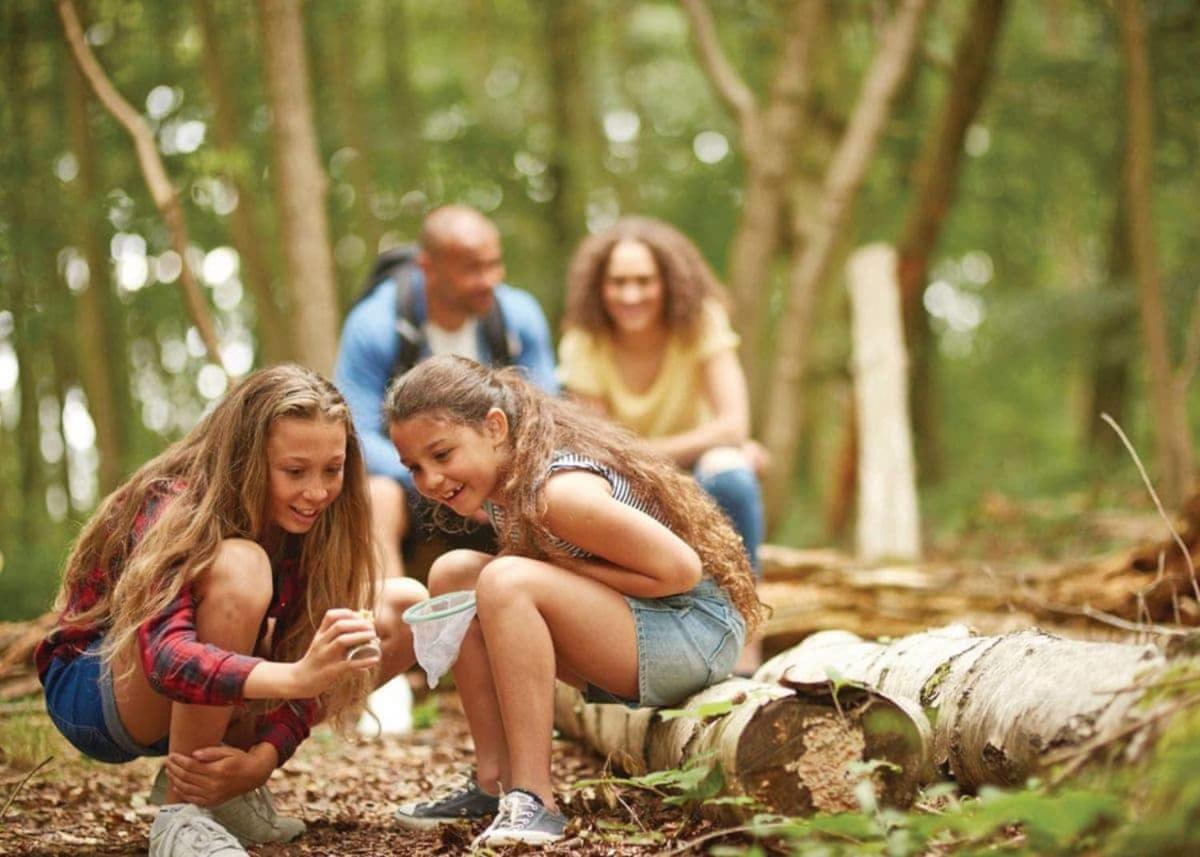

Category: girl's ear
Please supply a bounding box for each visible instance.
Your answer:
[483,407,509,445]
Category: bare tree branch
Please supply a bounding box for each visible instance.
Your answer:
[680,0,757,130]
[55,0,227,374]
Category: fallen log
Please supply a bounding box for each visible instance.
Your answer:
[755,624,1175,790]
[554,676,928,816]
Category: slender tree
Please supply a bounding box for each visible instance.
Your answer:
[65,35,127,494]
[257,0,340,375]
[761,0,932,522]
[897,0,1009,483]
[55,0,227,374]
[1117,0,1194,505]
[195,0,291,364]
[682,0,820,403]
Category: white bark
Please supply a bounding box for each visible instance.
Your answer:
[847,244,921,561]
[756,625,1168,789]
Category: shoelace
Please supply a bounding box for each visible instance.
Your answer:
[178,815,239,851]
[415,776,475,811]
[493,793,538,831]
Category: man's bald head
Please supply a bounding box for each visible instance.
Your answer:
[420,205,499,257]
[417,205,505,327]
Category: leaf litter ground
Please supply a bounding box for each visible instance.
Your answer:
[0,689,737,856]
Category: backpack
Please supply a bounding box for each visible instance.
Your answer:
[360,245,517,380]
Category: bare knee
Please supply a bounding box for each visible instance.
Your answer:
[696,446,751,479]
[378,576,428,624]
[428,549,493,596]
[195,538,273,618]
[474,556,539,616]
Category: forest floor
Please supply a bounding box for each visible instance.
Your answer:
[0,687,740,857]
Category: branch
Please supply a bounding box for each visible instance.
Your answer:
[680,0,758,131]
[56,0,228,375]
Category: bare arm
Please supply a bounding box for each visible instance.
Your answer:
[540,471,701,598]
[647,347,751,467]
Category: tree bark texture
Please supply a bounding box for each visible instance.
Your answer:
[55,0,227,374]
[755,624,1169,790]
[257,0,340,376]
[1085,189,1134,456]
[554,675,927,816]
[897,0,1008,483]
[682,0,819,404]
[195,0,290,364]
[846,244,921,561]
[761,0,933,524]
[1117,0,1194,505]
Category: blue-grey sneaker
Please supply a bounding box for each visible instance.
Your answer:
[472,789,567,847]
[394,777,500,830]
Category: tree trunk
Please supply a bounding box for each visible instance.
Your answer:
[539,0,594,318]
[682,0,819,406]
[257,0,340,376]
[195,0,291,364]
[1085,189,1135,455]
[897,0,1008,484]
[55,0,227,374]
[381,0,423,174]
[4,2,45,541]
[756,624,1169,790]
[65,38,126,495]
[1117,0,1194,505]
[761,0,932,524]
[322,2,384,308]
[554,676,927,816]
[847,245,920,561]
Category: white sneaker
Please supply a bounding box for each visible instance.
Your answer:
[149,805,247,856]
[472,789,567,847]
[148,769,304,845]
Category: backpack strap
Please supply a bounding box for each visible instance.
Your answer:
[391,254,424,380]
[480,301,520,367]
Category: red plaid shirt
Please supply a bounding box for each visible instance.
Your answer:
[35,484,319,766]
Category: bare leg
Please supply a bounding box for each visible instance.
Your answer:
[111,538,273,804]
[426,550,509,793]
[369,476,410,580]
[374,576,427,684]
[475,557,639,811]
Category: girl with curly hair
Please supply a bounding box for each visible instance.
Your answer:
[35,364,426,857]
[386,355,764,846]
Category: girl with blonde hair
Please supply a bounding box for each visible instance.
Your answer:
[387,355,764,846]
[36,364,425,857]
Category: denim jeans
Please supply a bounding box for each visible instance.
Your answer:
[695,464,764,577]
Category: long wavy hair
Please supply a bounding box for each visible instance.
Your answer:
[562,216,729,338]
[55,364,376,727]
[384,356,764,635]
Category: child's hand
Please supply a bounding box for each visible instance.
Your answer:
[293,608,379,696]
[164,745,271,807]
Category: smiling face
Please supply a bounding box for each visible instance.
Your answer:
[601,239,666,337]
[266,416,348,534]
[420,223,505,325]
[389,409,509,516]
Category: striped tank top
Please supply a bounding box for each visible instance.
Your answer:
[486,452,667,559]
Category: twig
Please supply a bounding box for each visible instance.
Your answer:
[1011,578,1191,636]
[666,820,800,856]
[0,756,52,822]
[1101,413,1199,602]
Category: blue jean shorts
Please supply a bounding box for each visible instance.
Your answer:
[42,638,169,764]
[586,577,745,709]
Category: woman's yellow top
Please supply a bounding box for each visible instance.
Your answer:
[557,299,739,439]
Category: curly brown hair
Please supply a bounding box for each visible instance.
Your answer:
[55,364,376,731]
[384,356,765,635]
[562,216,729,338]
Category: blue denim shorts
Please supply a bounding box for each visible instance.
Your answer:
[42,638,169,764]
[586,577,745,709]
